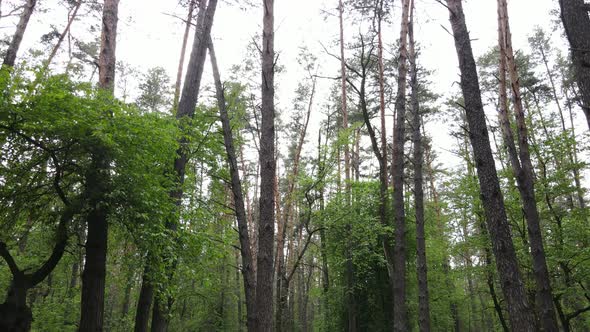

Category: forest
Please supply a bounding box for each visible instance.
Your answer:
[0,0,589,331]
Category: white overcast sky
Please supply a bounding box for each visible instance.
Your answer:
[4,0,583,174]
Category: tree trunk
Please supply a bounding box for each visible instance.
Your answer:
[150,1,217,330]
[255,0,276,330]
[338,2,355,328]
[2,0,37,67]
[275,66,315,332]
[79,2,119,331]
[0,204,73,331]
[409,3,431,331]
[172,0,196,112]
[209,38,257,332]
[497,2,559,330]
[134,265,154,332]
[444,1,537,330]
[45,0,82,69]
[559,0,590,130]
[392,1,411,330]
[0,276,31,332]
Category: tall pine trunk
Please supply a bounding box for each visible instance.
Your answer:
[409,3,431,330]
[392,0,411,330]
[209,39,257,332]
[79,1,119,330]
[497,1,559,330]
[255,0,276,330]
[150,0,218,330]
[2,0,37,67]
[444,0,537,330]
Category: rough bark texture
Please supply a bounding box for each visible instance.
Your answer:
[444,0,537,330]
[134,266,154,332]
[392,0,411,330]
[409,3,431,331]
[2,0,37,67]
[255,0,275,330]
[134,1,206,328]
[497,2,559,330]
[149,1,217,330]
[79,1,119,331]
[209,39,257,332]
[559,0,590,130]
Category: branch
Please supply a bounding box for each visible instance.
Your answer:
[0,125,70,206]
[566,304,590,321]
[0,241,21,277]
[285,227,322,282]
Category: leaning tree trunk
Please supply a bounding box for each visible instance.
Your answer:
[255,0,276,330]
[44,0,82,69]
[172,0,196,111]
[79,2,119,331]
[392,0,411,330]
[2,0,37,67]
[444,0,537,330]
[150,1,218,331]
[209,39,257,332]
[558,0,590,130]
[134,2,207,331]
[497,1,560,330]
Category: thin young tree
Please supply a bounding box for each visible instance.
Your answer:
[44,1,83,70]
[443,0,537,330]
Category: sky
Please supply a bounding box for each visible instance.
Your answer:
[3,0,583,176]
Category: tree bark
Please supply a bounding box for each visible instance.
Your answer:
[409,3,431,331]
[497,2,559,330]
[134,265,153,332]
[209,38,257,332]
[559,0,590,130]
[0,203,74,332]
[392,0,411,330]
[254,0,276,330]
[79,2,119,331]
[172,0,196,112]
[2,0,37,67]
[444,1,537,330]
[150,1,217,330]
